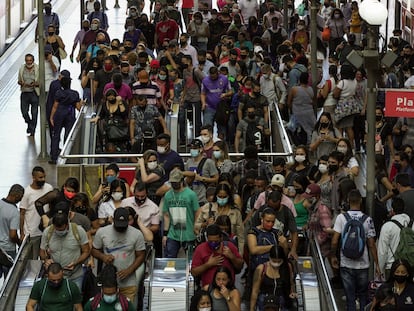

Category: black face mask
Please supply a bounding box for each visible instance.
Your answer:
[253,91,261,97]
[229,59,237,66]
[135,197,146,205]
[295,188,304,194]
[394,275,408,284]
[75,206,87,214]
[108,98,116,104]
[45,8,52,15]
[199,60,206,65]
[394,162,401,170]
[328,164,339,174]
[111,45,119,50]
[48,32,54,36]
[36,180,46,188]
[114,226,128,233]
[247,113,256,119]
[171,182,181,190]
[122,72,129,77]
[180,40,187,46]
[376,116,383,122]
[320,122,329,128]
[182,64,189,69]
[124,46,132,52]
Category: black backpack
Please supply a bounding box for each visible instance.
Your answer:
[245,121,263,150]
[341,212,369,259]
[250,227,281,269]
[268,28,283,55]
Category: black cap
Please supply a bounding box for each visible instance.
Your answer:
[60,70,71,79]
[189,139,203,148]
[113,208,129,228]
[55,201,70,215]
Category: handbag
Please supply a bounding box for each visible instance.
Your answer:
[59,47,67,59]
[334,96,361,123]
[105,118,128,141]
[322,27,331,41]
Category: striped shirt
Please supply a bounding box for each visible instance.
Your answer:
[131,81,161,106]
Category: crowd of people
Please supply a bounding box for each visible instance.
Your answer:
[10,0,414,310]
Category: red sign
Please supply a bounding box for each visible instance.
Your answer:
[385,90,414,117]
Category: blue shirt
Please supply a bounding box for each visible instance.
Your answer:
[201,74,231,110]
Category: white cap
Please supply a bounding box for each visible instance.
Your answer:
[271,174,285,187]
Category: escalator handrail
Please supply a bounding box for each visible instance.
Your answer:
[272,99,294,162]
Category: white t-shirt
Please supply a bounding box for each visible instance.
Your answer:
[337,79,357,100]
[20,183,54,237]
[404,75,414,89]
[98,199,116,219]
[45,56,60,92]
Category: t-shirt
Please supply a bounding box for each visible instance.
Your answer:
[333,210,376,269]
[394,282,414,311]
[120,197,160,228]
[40,224,89,280]
[191,241,242,286]
[185,157,218,204]
[98,199,116,219]
[163,187,199,242]
[155,19,179,46]
[158,150,184,181]
[93,225,146,287]
[0,198,20,252]
[20,183,54,237]
[201,74,231,110]
[29,278,82,311]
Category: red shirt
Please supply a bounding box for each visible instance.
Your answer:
[191,241,242,286]
[182,0,194,9]
[155,20,179,46]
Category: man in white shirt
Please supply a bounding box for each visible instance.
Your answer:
[20,166,54,260]
[179,33,198,67]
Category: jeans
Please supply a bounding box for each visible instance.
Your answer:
[20,91,39,134]
[203,106,227,138]
[50,107,75,160]
[0,250,16,279]
[164,239,194,258]
[340,267,369,311]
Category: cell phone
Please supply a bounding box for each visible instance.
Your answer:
[88,70,95,79]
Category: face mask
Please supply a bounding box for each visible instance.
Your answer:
[147,161,158,170]
[108,98,116,104]
[229,59,237,66]
[106,175,117,184]
[64,189,76,199]
[171,182,181,190]
[26,63,34,69]
[295,188,304,195]
[190,149,200,157]
[114,226,128,232]
[36,180,45,187]
[253,91,261,97]
[45,8,52,14]
[91,24,98,31]
[135,197,146,205]
[337,146,347,154]
[335,14,341,18]
[128,26,135,32]
[131,11,137,17]
[199,308,211,311]
[180,40,187,46]
[124,46,132,53]
[394,162,401,170]
[83,26,90,31]
[328,164,339,174]
[111,45,119,50]
[320,122,329,128]
[318,164,328,174]
[295,155,306,163]
[269,261,283,268]
[297,25,304,30]
[48,32,54,36]
[103,294,117,304]
[75,206,87,214]
[208,241,221,250]
[247,113,256,119]
[182,63,189,69]
[157,145,167,154]
[376,116,383,122]
[111,192,123,201]
[394,275,408,284]
[48,280,62,288]
[269,7,275,12]
[104,64,113,71]
[213,151,222,159]
[217,196,228,206]
[200,135,210,144]
[55,228,69,237]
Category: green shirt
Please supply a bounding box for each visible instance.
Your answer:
[163,187,199,242]
[294,199,309,228]
[84,296,135,311]
[29,278,82,311]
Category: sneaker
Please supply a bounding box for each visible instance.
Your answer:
[0,248,13,268]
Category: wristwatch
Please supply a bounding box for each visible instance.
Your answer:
[226,296,231,301]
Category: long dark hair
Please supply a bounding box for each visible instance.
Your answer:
[189,290,211,311]
[387,259,413,283]
[212,266,236,290]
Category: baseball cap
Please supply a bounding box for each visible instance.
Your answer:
[189,139,203,148]
[55,201,70,215]
[150,59,160,68]
[113,208,129,228]
[44,45,53,53]
[169,169,183,183]
[302,183,321,199]
[138,70,149,83]
[271,174,285,188]
[60,70,72,80]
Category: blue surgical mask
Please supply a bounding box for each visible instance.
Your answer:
[190,149,200,157]
[103,293,117,304]
[208,241,221,250]
[216,196,228,206]
[213,150,222,159]
[106,175,116,184]
[55,228,68,237]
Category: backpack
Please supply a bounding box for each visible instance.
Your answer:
[390,219,414,268]
[341,212,368,259]
[245,121,264,150]
[90,292,130,311]
[250,227,281,269]
[46,222,82,246]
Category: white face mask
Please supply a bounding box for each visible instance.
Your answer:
[200,135,210,144]
[199,308,211,311]
[111,192,123,201]
[269,260,283,268]
[147,161,158,170]
[157,145,167,154]
[318,164,328,174]
[295,155,306,163]
[337,146,347,154]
